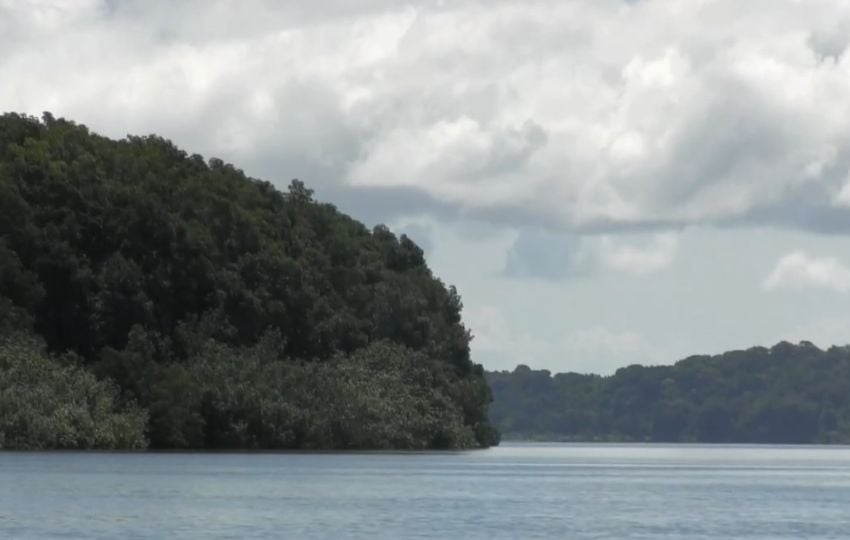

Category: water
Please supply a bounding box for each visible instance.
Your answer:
[1,443,849,539]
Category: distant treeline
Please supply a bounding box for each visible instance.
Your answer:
[0,112,499,450]
[487,341,850,444]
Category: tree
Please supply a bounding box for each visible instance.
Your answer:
[0,112,499,450]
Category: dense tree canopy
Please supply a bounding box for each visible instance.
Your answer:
[0,112,498,450]
[487,341,850,444]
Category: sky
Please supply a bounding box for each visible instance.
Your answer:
[4,0,850,374]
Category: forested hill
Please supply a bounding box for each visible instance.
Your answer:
[487,341,850,444]
[0,112,499,450]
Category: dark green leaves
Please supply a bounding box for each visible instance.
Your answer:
[488,342,850,444]
[0,112,498,450]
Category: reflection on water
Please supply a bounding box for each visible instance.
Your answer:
[2,443,849,539]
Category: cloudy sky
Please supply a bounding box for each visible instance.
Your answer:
[5,0,850,373]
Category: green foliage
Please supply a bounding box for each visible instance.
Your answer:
[0,334,147,449]
[487,341,850,444]
[152,340,484,450]
[0,112,497,450]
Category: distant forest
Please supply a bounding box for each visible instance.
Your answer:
[0,112,499,450]
[487,341,850,444]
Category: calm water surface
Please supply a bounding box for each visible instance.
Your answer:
[1,443,849,539]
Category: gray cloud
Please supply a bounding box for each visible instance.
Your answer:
[503,228,677,280]
[5,0,850,234]
[503,229,586,280]
[321,185,454,228]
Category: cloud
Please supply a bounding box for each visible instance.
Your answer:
[762,251,850,292]
[5,1,850,232]
[503,229,586,280]
[596,233,677,275]
[348,117,548,209]
[503,229,676,279]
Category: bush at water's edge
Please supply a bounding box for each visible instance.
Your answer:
[0,333,148,450]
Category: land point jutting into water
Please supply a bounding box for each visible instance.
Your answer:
[0,112,498,451]
[4,113,850,451]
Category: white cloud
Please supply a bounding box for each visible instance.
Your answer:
[596,233,678,275]
[763,251,850,292]
[4,1,850,232]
